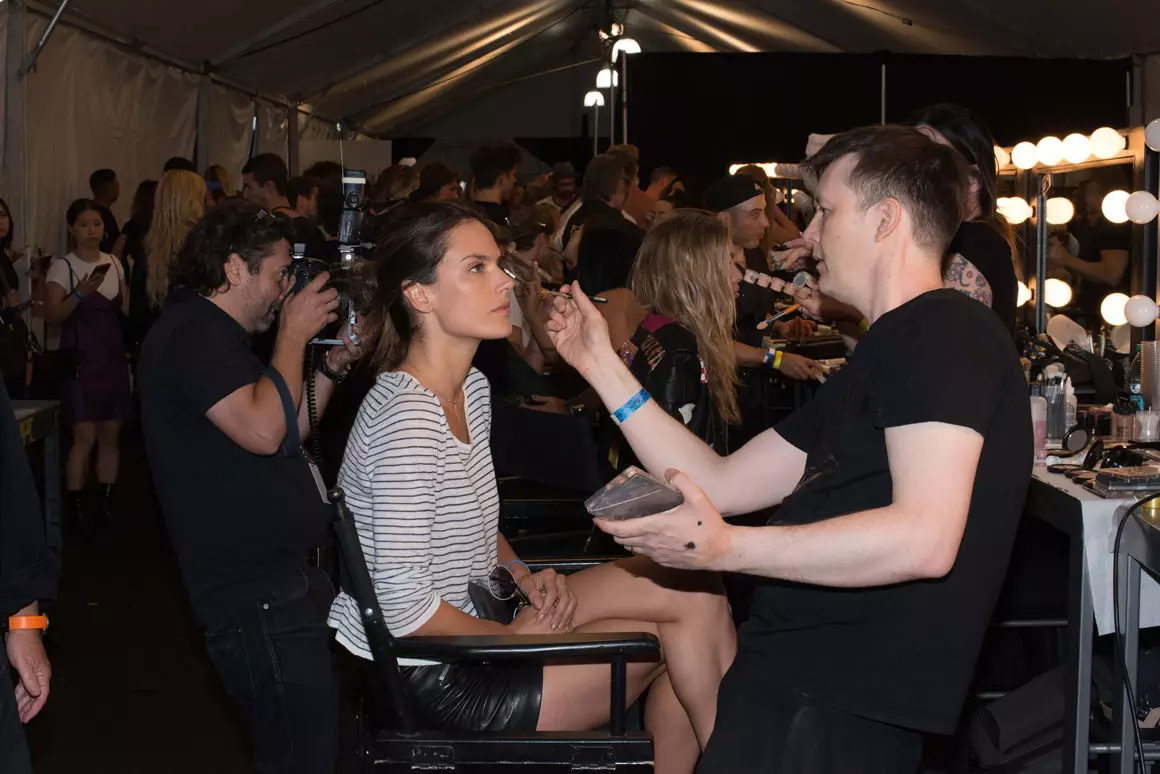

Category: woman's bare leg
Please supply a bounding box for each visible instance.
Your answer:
[536,619,699,774]
[564,557,737,748]
[67,421,96,491]
[95,420,121,483]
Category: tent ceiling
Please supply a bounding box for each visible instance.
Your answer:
[44,0,1160,136]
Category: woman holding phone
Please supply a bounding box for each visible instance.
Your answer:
[45,198,131,527]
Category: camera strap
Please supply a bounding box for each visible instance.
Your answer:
[264,364,301,458]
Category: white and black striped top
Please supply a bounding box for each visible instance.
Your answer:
[328,368,499,663]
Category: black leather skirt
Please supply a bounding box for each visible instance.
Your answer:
[399,662,543,732]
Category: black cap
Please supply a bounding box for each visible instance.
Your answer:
[552,162,577,181]
[704,175,763,213]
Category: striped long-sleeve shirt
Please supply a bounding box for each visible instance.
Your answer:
[329,368,499,663]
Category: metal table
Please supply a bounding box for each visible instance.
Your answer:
[1113,502,1160,772]
[13,400,61,551]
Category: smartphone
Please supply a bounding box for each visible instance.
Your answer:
[585,466,685,521]
[89,263,111,281]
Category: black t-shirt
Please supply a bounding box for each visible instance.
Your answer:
[473,200,511,228]
[1069,215,1131,324]
[94,205,120,255]
[138,291,330,625]
[746,289,1031,734]
[946,220,1017,338]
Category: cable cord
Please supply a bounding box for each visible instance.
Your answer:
[306,345,323,464]
[1113,490,1160,772]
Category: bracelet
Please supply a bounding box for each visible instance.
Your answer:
[763,348,775,368]
[772,350,784,370]
[72,290,82,301]
[505,559,530,578]
[319,359,348,384]
[612,388,651,425]
[858,317,870,333]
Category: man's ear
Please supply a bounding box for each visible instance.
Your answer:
[874,198,903,243]
[222,253,246,287]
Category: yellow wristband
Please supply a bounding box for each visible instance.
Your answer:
[858,317,870,333]
[773,350,784,370]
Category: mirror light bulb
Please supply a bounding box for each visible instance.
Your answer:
[1011,142,1038,170]
[1062,133,1091,164]
[1043,278,1073,309]
[1102,190,1130,224]
[1125,294,1160,328]
[1045,197,1075,225]
[1090,127,1126,159]
[1017,281,1032,307]
[1036,137,1064,167]
[1147,118,1160,153]
[998,196,1032,225]
[994,146,1011,169]
[1101,292,1130,326]
[1125,190,1160,225]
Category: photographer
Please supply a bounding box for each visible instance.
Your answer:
[139,200,361,774]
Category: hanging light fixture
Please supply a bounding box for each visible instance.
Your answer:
[596,67,619,89]
[583,90,605,108]
[611,38,642,62]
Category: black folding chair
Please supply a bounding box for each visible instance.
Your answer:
[330,488,661,773]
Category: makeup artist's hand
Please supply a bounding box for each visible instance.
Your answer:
[773,318,815,340]
[770,237,813,271]
[776,352,825,381]
[545,282,613,378]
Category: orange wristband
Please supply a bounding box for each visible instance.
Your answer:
[7,615,48,632]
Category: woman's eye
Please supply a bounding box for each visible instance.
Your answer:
[470,262,485,273]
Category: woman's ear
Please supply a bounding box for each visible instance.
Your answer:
[402,281,433,314]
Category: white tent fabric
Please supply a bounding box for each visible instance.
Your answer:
[256,100,288,160]
[205,84,254,197]
[25,18,197,256]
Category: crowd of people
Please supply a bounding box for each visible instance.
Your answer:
[2,102,1087,774]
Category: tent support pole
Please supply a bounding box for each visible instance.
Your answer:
[6,0,29,239]
[288,103,301,176]
[196,76,211,173]
[18,0,69,77]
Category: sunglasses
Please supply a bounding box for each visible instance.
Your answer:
[486,565,532,609]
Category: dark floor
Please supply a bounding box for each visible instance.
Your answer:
[25,428,255,773]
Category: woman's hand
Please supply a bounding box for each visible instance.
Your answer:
[325,322,364,373]
[545,282,614,377]
[777,352,826,381]
[516,568,576,632]
[75,271,103,299]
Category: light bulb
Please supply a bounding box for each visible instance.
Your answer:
[609,22,624,37]
[728,164,742,175]
[1147,118,1160,153]
[1017,281,1032,307]
[998,196,1031,225]
[1125,190,1160,224]
[611,38,641,61]
[596,67,619,89]
[1102,190,1130,224]
[1062,133,1091,164]
[1101,292,1130,326]
[1036,136,1064,167]
[1011,142,1038,170]
[994,146,1010,169]
[1090,127,1126,159]
[1045,197,1075,225]
[1125,295,1160,328]
[1043,278,1073,309]
[583,90,605,107]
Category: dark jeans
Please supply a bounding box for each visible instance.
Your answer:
[0,660,34,774]
[697,657,923,774]
[204,566,339,774]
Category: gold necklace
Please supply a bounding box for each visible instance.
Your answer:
[403,365,463,409]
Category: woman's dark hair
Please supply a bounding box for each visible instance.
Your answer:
[661,189,694,209]
[170,199,294,298]
[576,223,644,294]
[131,180,159,224]
[67,198,103,228]
[0,198,13,254]
[909,103,998,219]
[364,202,489,372]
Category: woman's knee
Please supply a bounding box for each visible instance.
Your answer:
[71,423,96,448]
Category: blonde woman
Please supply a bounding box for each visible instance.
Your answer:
[204,165,234,206]
[616,209,742,456]
[130,170,206,344]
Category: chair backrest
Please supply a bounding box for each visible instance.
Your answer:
[329,487,417,733]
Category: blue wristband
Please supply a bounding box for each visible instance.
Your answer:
[612,388,651,425]
[72,290,82,301]
[763,349,775,368]
[505,559,530,577]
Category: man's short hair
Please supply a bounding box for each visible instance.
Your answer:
[469,142,522,190]
[287,176,320,209]
[802,124,967,255]
[582,154,628,203]
[304,161,343,183]
[607,144,640,179]
[649,166,677,186]
[89,168,116,194]
[163,157,196,173]
[242,154,289,196]
[411,163,460,201]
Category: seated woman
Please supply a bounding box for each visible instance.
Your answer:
[616,210,742,457]
[328,202,736,774]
